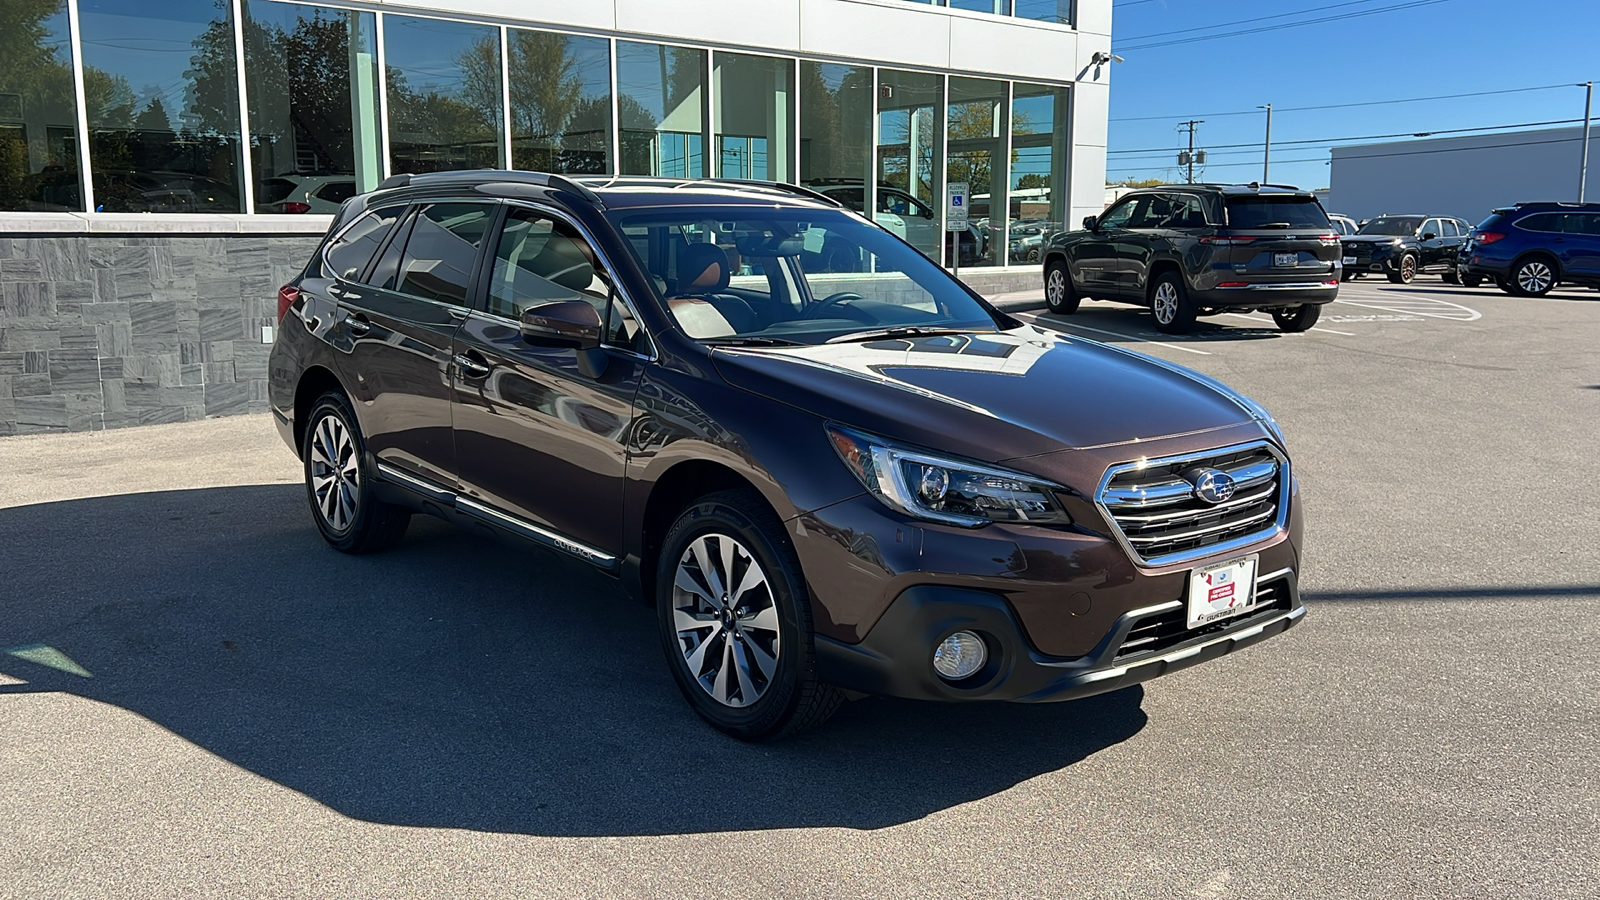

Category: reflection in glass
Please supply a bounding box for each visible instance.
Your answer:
[79,0,244,212]
[1009,83,1069,266]
[243,1,381,214]
[713,53,792,182]
[798,62,871,191]
[949,0,1010,13]
[1013,0,1071,24]
[876,69,943,263]
[0,1,81,211]
[948,76,1006,267]
[509,29,611,175]
[383,15,503,174]
[617,42,704,178]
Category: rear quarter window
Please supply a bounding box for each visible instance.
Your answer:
[324,207,403,281]
[1517,214,1562,233]
[1224,197,1330,229]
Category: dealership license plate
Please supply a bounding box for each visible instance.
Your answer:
[1187,554,1259,629]
[1273,252,1298,267]
[1342,255,1356,265]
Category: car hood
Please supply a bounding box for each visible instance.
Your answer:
[1341,235,1409,245]
[710,327,1256,465]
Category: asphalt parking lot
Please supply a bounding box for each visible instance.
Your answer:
[1,278,1596,899]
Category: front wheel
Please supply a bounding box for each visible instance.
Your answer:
[301,391,410,553]
[1509,257,1556,297]
[1149,272,1197,334]
[657,490,842,741]
[1271,304,1322,333]
[1386,254,1417,284]
[1044,260,1081,314]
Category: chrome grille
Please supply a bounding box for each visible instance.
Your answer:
[1098,443,1286,566]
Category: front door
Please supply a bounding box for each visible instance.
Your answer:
[451,205,648,561]
[330,201,495,488]
[1075,196,1138,293]
[1560,212,1600,279]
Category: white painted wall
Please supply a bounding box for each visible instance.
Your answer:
[1329,126,1597,223]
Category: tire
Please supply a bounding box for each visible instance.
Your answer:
[301,391,410,554]
[1462,274,1483,288]
[1149,271,1197,334]
[1441,269,1460,285]
[1044,260,1081,314]
[656,489,842,741]
[1271,304,1322,333]
[1386,254,1417,284]
[1508,256,1556,297]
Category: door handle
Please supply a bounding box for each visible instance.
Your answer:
[345,314,372,336]
[453,353,491,379]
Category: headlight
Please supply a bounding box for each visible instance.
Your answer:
[826,425,1071,527]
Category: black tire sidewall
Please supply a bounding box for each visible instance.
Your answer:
[1272,304,1321,332]
[301,392,383,552]
[656,494,810,738]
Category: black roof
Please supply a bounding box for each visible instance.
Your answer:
[369,170,845,211]
[1122,182,1316,198]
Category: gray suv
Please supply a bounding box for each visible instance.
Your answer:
[1041,184,1341,334]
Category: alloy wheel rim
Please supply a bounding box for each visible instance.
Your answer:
[309,414,360,531]
[1519,262,1551,293]
[1046,269,1065,306]
[671,533,780,709]
[1153,282,1178,323]
[1402,257,1416,280]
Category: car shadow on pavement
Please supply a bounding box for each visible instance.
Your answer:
[0,485,1147,837]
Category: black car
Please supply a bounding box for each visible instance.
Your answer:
[267,170,1304,740]
[1339,214,1470,284]
[1040,183,1340,334]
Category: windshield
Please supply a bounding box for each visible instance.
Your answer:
[1359,217,1423,236]
[1223,196,1330,229]
[608,206,1003,346]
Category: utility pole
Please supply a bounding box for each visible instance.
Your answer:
[1179,119,1204,183]
[1581,82,1593,203]
[1258,104,1273,183]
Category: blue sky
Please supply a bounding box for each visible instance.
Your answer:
[1106,0,1600,190]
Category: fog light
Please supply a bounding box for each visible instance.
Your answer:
[932,631,987,681]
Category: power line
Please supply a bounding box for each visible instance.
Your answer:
[1106,134,1592,174]
[1114,0,1457,52]
[1110,82,1579,123]
[1108,118,1585,155]
[1117,0,1390,42]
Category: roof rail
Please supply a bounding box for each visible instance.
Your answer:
[687,178,847,208]
[374,169,602,204]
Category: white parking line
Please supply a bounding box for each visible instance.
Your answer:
[1019,313,1212,355]
[1333,295,1482,321]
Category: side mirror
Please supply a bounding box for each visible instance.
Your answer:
[1082,215,1099,231]
[1422,232,1437,241]
[520,300,603,350]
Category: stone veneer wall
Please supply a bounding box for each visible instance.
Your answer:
[0,232,321,434]
[0,225,1045,436]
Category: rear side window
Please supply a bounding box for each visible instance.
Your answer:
[1566,213,1600,235]
[1224,196,1330,229]
[395,203,496,306]
[325,207,403,281]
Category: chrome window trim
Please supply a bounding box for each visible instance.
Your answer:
[325,195,496,310]
[493,198,659,362]
[1094,440,1291,570]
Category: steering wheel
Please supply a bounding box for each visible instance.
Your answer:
[802,291,866,320]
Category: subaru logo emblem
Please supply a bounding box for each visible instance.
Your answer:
[1187,467,1236,505]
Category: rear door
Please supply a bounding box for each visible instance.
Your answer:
[450,204,647,562]
[1116,194,1176,298]
[1220,194,1339,283]
[332,201,496,489]
[1417,218,1450,270]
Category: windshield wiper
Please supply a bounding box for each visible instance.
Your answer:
[825,325,987,344]
[700,336,803,347]
[1251,222,1293,229]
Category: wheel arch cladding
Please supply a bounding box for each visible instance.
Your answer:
[293,365,346,457]
[640,460,774,606]
[1147,259,1183,293]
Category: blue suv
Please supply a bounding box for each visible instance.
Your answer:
[1459,202,1600,296]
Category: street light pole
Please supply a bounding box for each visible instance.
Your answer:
[1259,104,1272,183]
[1580,82,1593,203]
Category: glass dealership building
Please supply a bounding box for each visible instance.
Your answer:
[0,0,1111,432]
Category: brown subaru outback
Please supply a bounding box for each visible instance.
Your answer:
[268,172,1305,740]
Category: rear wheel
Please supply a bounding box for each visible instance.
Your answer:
[1044,260,1081,314]
[1271,304,1322,333]
[1386,254,1417,284]
[1149,272,1197,334]
[301,391,410,554]
[657,490,841,741]
[1509,256,1556,296]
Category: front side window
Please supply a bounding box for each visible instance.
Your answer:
[1097,197,1140,230]
[394,203,494,305]
[608,206,1003,345]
